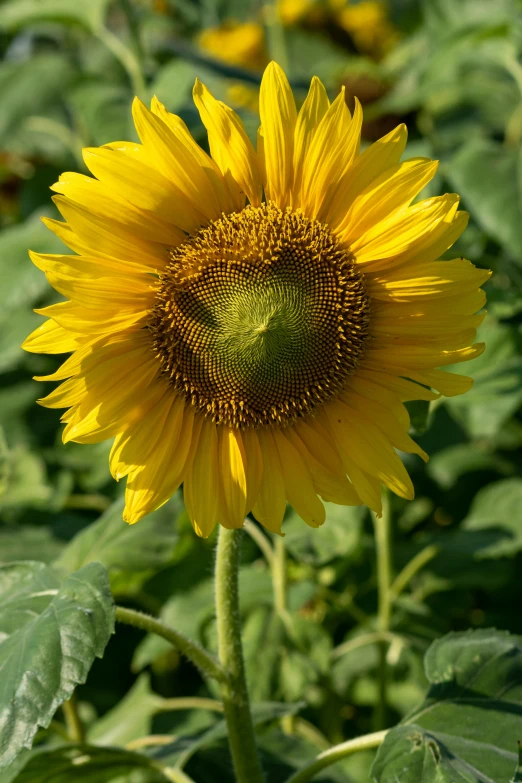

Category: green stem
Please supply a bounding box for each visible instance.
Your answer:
[272,536,287,616]
[331,630,402,661]
[115,606,226,683]
[158,697,224,713]
[215,527,265,783]
[62,694,85,743]
[389,544,439,602]
[244,519,274,566]
[95,24,146,97]
[372,492,392,729]
[163,768,197,783]
[284,730,388,783]
[264,0,289,72]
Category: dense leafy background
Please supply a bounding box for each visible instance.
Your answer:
[1,0,522,781]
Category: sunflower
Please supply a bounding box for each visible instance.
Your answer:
[23,63,489,537]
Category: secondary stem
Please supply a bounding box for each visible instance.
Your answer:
[62,694,85,743]
[272,536,287,616]
[115,606,225,683]
[215,527,265,783]
[284,730,388,783]
[372,492,392,729]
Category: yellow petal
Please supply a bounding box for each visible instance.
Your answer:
[292,76,330,200]
[151,95,236,216]
[22,317,87,354]
[132,97,223,222]
[83,145,203,234]
[51,197,168,270]
[184,417,219,538]
[35,301,149,336]
[51,172,184,246]
[219,427,248,529]
[350,194,460,267]
[259,61,297,208]
[124,397,195,524]
[242,428,263,512]
[325,400,414,500]
[369,259,491,301]
[301,93,362,220]
[406,368,474,397]
[339,158,438,244]
[327,123,407,230]
[193,79,262,208]
[286,425,360,506]
[252,428,287,534]
[273,430,326,528]
[110,389,174,480]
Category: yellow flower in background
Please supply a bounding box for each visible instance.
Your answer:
[278,0,326,26]
[198,21,266,111]
[24,63,489,538]
[336,0,399,59]
[198,21,267,71]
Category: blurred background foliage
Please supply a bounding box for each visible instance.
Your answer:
[1,0,522,781]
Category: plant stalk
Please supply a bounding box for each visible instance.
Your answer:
[115,606,225,683]
[215,527,265,783]
[284,730,388,783]
[372,492,392,729]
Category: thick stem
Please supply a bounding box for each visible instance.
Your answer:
[284,730,388,783]
[215,527,265,783]
[372,492,392,730]
[115,606,225,683]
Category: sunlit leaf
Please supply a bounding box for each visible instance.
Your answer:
[372,629,522,782]
[0,561,114,767]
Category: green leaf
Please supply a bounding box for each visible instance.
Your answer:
[54,496,181,576]
[0,0,111,32]
[405,400,432,435]
[444,320,522,438]
[462,478,522,558]
[148,701,303,770]
[2,744,169,783]
[371,629,522,782]
[0,56,73,145]
[283,503,365,566]
[0,561,114,767]
[512,743,522,782]
[447,139,522,261]
[0,526,64,564]
[88,673,163,746]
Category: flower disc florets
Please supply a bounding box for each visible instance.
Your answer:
[149,203,370,428]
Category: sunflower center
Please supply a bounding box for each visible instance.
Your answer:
[149,203,370,428]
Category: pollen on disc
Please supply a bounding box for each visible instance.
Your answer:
[149,203,371,429]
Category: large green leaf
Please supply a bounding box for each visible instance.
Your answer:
[0,0,111,32]
[1,745,169,783]
[447,139,522,261]
[148,701,303,770]
[444,320,522,439]
[55,496,181,576]
[88,673,163,746]
[0,561,114,767]
[283,503,365,566]
[462,478,522,558]
[372,629,522,782]
[0,56,73,145]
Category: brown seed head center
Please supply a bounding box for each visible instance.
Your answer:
[148,203,370,428]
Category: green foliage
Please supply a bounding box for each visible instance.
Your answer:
[1,0,522,781]
[372,629,522,782]
[0,562,114,768]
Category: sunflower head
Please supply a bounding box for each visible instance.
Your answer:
[23,62,490,538]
